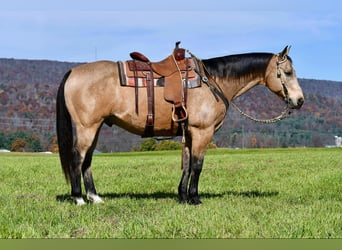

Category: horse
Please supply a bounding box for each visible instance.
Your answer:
[56,45,304,205]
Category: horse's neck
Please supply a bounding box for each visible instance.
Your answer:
[218,76,264,101]
[203,54,272,102]
[232,78,264,99]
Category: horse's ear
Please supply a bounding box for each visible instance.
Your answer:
[279,45,291,59]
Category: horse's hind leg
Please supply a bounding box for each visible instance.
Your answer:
[178,146,190,203]
[82,126,104,204]
[71,123,102,205]
[178,135,191,203]
[82,152,103,204]
[70,147,86,205]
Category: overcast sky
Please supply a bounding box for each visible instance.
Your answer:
[1,0,341,81]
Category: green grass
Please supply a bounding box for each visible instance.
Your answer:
[0,148,341,238]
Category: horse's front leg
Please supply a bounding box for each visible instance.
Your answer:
[187,128,213,205]
[188,156,204,205]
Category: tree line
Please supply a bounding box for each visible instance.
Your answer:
[0,131,45,152]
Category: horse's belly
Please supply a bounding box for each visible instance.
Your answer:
[105,106,180,137]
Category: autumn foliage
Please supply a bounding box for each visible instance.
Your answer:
[0,58,341,151]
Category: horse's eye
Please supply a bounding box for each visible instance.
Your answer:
[284,71,292,76]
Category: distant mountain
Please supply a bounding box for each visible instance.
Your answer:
[0,58,341,151]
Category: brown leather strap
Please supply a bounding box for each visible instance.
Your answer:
[183,58,189,105]
[144,70,155,137]
[133,60,139,114]
[173,58,189,122]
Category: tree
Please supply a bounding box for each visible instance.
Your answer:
[11,138,28,152]
[4,131,43,152]
[156,140,182,151]
[29,135,43,152]
[0,132,8,149]
[139,138,158,151]
[251,135,257,148]
[48,135,59,153]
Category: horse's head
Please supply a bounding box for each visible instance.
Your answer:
[265,46,304,109]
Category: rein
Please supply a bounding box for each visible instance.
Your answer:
[230,102,291,123]
[188,50,291,124]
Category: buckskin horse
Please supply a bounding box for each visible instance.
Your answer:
[56,44,304,205]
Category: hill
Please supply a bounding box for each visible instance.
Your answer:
[0,58,341,151]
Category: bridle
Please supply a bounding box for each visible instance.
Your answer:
[230,54,292,124]
[276,54,290,105]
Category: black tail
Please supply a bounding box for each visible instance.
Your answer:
[56,70,73,182]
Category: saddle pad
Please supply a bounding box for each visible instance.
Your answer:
[117,61,201,88]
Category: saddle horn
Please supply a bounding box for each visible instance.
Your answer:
[174,41,185,61]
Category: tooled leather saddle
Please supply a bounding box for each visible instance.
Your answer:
[117,41,200,137]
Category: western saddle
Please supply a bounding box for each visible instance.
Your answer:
[121,41,199,137]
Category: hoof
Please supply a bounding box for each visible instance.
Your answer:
[87,193,104,204]
[178,198,188,204]
[188,198,202,205]
[178,195,188,204]
[73,197,86,206]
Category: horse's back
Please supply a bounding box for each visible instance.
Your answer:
[64,61,120,126]
[67,60,118,87]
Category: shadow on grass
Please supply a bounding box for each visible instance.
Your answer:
[56,190,278,203]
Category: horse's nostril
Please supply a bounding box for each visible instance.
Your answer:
[289,97,304,109]
[297,97,304,107]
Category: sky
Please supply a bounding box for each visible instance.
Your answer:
[1,0,341,81]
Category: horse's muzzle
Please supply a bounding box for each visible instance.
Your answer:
[288,97,304,109]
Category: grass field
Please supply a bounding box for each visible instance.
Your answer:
[0,148,341,238]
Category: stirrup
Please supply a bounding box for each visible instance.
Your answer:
[171,103,188,123]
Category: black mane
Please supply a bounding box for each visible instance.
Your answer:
[202,53,274,80]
